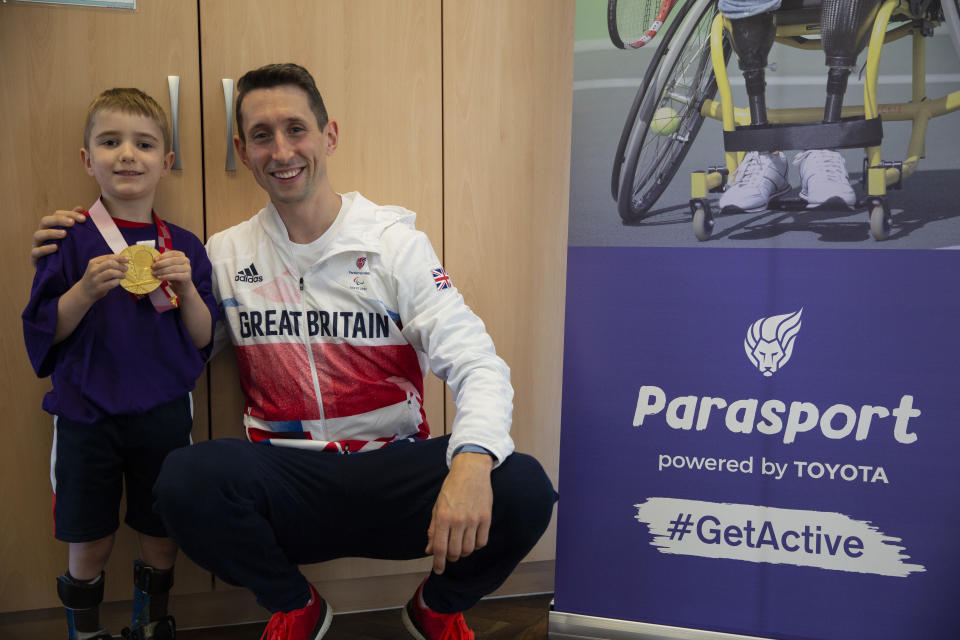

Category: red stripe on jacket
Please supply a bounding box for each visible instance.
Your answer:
[233,341,426,423]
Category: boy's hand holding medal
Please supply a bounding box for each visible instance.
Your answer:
[78,253,130,302]
[115,246,196,305]
[80,245,195,306]
[151,250,196,298]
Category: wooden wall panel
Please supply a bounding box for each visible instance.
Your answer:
[442,0,575,563]
[0,0,209,613]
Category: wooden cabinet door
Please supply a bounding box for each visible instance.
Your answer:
[198,0,443,593]
[0,0,209,613]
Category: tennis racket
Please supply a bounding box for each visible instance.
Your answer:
[608,0,678,49]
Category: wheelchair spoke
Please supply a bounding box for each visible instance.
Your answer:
[628,1,722,213]
[617,0,729,221]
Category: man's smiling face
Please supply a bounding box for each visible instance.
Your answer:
[235,85,335,208]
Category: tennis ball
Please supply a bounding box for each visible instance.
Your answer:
[651,107,680,136]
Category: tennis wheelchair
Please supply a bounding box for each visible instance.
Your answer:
[611,0,960,240]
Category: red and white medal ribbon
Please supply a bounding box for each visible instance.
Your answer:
[87,198,179,313]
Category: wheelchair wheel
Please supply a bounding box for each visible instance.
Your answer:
[616,0,725,222]
[610,0,699,200]
[691,199,714,240]
[868,197,892,241]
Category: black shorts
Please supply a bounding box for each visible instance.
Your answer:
[51,395,193,542]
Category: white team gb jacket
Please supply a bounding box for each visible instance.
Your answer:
[206,192,514,466]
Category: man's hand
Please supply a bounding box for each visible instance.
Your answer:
[426,451,494,575]
[31,207,87,267]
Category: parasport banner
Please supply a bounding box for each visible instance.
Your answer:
[553,246,960,639]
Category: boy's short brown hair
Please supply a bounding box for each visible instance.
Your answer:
[83,88,172,153]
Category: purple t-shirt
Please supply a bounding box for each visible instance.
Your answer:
[22,215,218,424]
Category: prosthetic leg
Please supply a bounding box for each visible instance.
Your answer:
[57,572,111,640]
[728,12,778,126]
[121,560,176,640]
[717,11,790,215]
[821,0,882,122]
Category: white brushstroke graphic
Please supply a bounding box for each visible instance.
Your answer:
[634,497,925,577]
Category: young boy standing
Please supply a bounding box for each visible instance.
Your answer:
[22,89,217,640]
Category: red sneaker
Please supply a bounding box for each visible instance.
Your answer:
[401,579,475,640]
[260,584,332,640]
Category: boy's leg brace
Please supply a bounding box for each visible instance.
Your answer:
[57,572,105,639]
[130,559,174,630]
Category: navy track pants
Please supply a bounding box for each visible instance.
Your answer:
[153,435,556,613]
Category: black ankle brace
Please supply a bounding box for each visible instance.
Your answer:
[57,572,104,610]
[57,572,105,633]
[133,559,175,594]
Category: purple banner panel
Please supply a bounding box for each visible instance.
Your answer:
[555,246,960,640]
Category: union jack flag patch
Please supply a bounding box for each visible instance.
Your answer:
[431,267,452,291]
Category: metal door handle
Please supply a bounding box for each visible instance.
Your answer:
[222,79,236,171]
[167,76,182,170]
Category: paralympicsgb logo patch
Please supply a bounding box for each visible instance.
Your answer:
[744,309,803,377]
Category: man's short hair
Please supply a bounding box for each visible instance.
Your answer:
[235,63,329,142]
[83,88,172,154]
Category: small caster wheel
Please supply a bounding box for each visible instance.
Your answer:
[691,199,714,241]
[868,197,891,241]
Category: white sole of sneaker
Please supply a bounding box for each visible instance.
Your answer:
[720,183,792,213]
[401,604,428,640]
[313,603,333,640]
[801,195,856,210]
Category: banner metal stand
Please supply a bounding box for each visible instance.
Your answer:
[548,608,776,640]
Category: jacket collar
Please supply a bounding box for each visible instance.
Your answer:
[257,191,416,264]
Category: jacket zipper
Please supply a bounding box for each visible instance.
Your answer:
[300,274,329,440]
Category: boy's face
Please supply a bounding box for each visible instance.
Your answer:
[81,109,174,205]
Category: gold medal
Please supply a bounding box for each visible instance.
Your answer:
[120,245,162,295]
